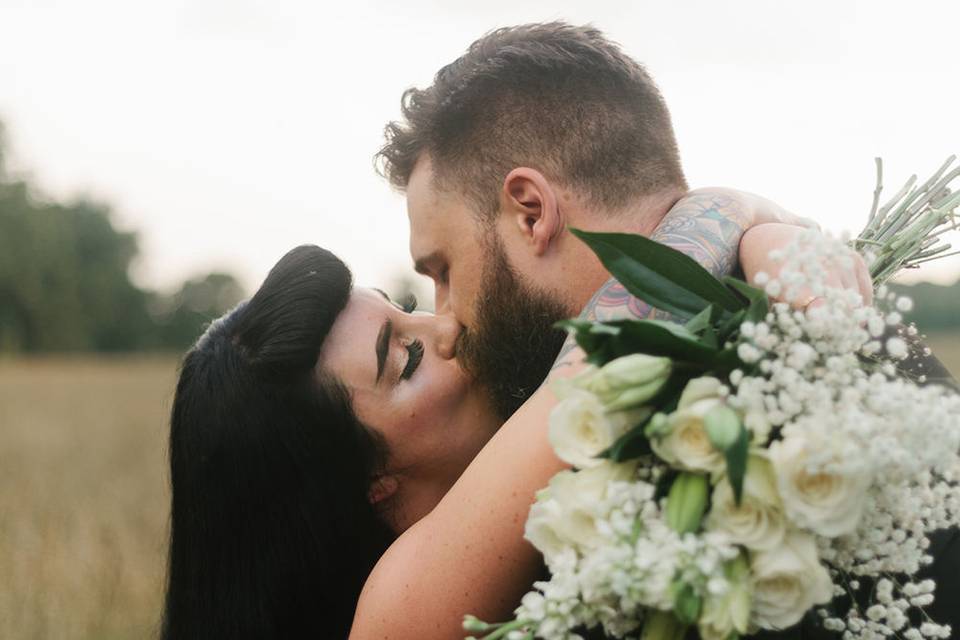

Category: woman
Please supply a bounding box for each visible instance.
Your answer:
[162,224,863,639]
[162,245,502,639]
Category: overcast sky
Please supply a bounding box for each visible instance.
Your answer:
[2,0,958,297]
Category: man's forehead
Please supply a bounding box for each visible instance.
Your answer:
[406,157,455,261]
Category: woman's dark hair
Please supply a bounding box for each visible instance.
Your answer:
[161,245,394,639]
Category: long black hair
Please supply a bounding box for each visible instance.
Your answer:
[162,245,394,639]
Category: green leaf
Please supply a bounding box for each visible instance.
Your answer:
[724,277,770,324]
[604,424,653,461]
[672,582,703,625]
[571,228,746,318]
[641,611,688,640]
[716,309,748,344]
[726,425,750,505]
[683,304,715,335]
[563,318,720,367]
[704,405,749,503]
[604,373,692,463]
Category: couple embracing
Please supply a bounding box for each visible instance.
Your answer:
[161,22,884,640]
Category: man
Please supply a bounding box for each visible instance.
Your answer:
[354,22,953,640]
[375,22,845,421]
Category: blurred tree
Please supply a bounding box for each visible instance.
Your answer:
[0,121,245,353]
[890,280,960,333]
[150,272,245,349]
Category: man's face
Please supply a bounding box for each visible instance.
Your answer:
[407,158,568,420]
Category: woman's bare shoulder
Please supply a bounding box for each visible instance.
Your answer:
[349,379,574,639]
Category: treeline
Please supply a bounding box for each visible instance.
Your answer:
[0,123,244,354]
[890,281,960,333]
[1,121,957,353]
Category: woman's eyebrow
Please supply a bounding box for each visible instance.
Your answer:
[375,319,392,383]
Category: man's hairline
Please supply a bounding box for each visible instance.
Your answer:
[402,150,689,235]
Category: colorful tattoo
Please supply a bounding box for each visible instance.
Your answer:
[552,191,753,369]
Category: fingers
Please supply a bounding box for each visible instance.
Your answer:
[853,253,874,306]
[781,252,872,313]
[838,259,860,298]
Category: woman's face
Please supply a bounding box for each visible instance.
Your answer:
[317,288,501,531]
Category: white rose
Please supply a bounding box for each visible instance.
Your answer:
[549,389,647,468]
[706,456,786,551]
[750,528,834,630]
[650,397,726,473]
[524,495,566,562]
[767,431,872,537]
[525,462,636,560]
[548,461,637,550]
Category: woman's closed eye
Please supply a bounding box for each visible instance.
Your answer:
[400,339,424,381]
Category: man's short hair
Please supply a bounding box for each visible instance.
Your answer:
[376,21,688,219]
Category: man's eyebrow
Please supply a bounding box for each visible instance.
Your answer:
[375,319,392,383]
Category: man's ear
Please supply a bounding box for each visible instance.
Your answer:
[502,167,563,257]
[367,475,399,506]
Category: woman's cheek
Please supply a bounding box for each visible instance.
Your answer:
[408,359,469,416]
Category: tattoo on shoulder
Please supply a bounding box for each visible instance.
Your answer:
[650,191,749,279]
[551,190,752,372]
[551,278,664,371]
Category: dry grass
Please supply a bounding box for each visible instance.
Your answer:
[0,356,179,640]
[0,340,958,640]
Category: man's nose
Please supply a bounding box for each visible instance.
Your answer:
[430,312,462,361]
[434,284,450,316]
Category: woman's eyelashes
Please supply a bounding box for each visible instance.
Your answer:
[399,339,424,381]
[401,294,418,314]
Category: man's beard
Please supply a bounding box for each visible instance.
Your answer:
[456,234,570,422]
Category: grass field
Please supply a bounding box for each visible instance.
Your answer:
[0,337,957,639]
[0,356,178,640]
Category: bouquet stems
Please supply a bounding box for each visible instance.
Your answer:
[855,156,960,285]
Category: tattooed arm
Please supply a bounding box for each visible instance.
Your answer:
[580,189,756,324]
[554,188,805,365]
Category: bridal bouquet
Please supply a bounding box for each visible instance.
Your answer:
[466,159,960,640]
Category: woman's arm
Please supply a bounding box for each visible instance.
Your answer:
[350,192,826,640]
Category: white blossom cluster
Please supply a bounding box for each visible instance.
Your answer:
[725,230,960,639]
[517,462,739,640]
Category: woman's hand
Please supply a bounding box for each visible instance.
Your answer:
[739,222,874,308]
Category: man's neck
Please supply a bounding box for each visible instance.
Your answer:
[611,188,686,236]
[563,187,686,312]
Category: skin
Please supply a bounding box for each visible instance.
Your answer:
[351,161,872,638]
[408,156,826,327]
[317,288,500,533]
